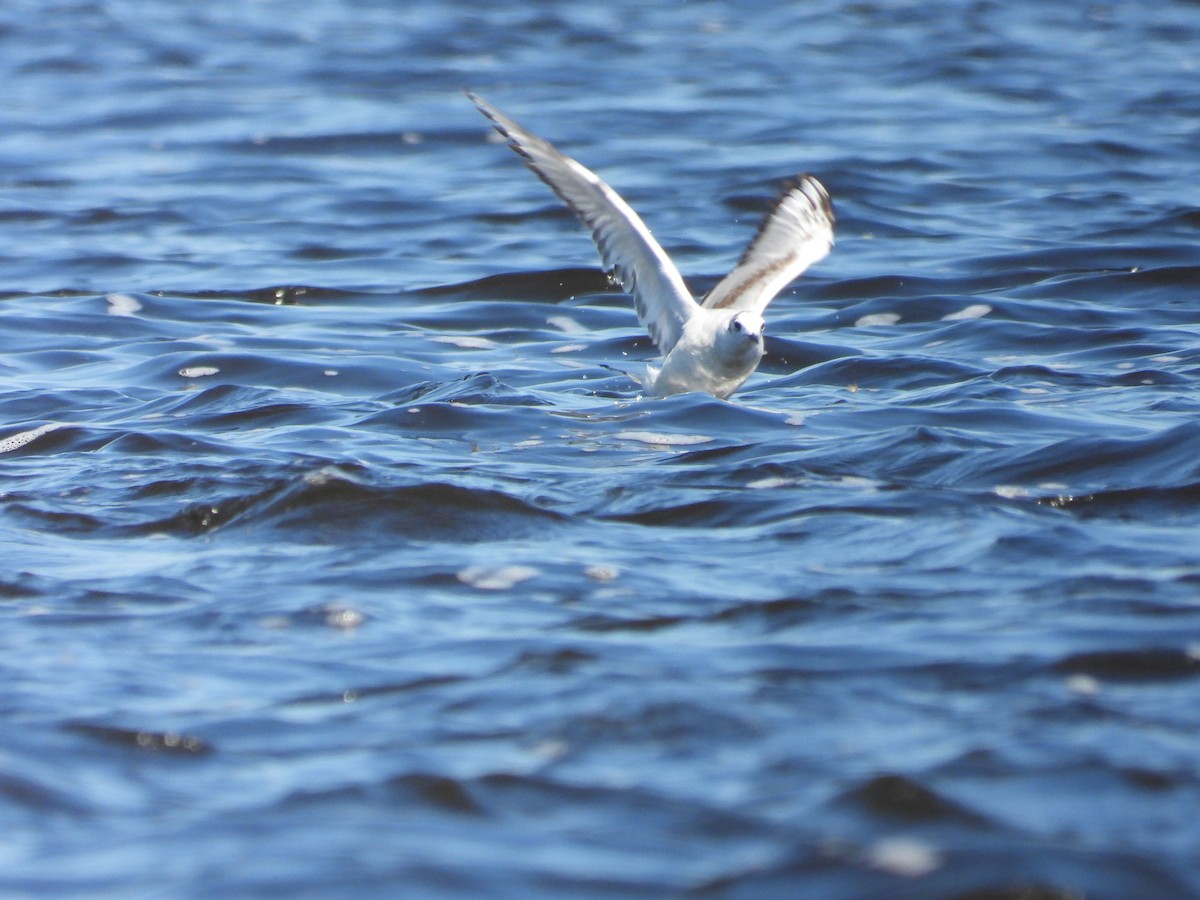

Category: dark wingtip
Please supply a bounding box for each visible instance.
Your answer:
[717,172,836,276]
[466,89,497,123]
[781,173,835,225]
[463,87,487,106]
[467,91,520,154]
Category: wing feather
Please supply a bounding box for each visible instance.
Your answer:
[702,175,834,314]
[468,92,697,353]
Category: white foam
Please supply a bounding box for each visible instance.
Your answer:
[615,431,714,446]
[106,293,142,317]
[458,565,539,591]
[942,303,992,321]
[0,422,68,454]
[866,837,942,878]
[430,335,497,350]
[855,312,901,328]
[546,315,588,334]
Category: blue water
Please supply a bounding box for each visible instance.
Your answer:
[3,1,1200,897]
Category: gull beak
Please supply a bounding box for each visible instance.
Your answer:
[734,314,764,342]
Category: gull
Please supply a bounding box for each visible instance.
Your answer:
[468,91,834,399]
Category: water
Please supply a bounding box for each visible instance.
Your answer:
[3,1,1200,896]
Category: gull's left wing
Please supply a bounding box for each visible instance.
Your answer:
[702,175,834,314]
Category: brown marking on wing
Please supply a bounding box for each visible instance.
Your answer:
[706,254,795,310]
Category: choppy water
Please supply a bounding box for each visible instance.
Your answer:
[4,1,1200,897]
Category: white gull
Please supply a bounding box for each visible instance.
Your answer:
[468,91,835,399]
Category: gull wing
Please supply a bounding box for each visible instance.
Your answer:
[702,175,834,314]
[468,91,697,353]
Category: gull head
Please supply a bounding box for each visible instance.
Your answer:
[725,310,764,346]
[709,309,765,373]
